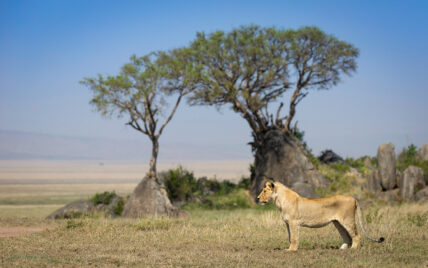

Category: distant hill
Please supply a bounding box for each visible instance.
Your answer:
[0,130,250,161]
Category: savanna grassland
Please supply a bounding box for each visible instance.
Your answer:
[1,203,427,267]
[0,161,427,267]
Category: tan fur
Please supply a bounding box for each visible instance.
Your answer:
[257,180,384,251]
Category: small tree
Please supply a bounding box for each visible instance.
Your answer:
[188,25,359,195]
[81,49,199,216]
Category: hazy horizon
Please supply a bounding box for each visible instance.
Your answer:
[1,0,427,160]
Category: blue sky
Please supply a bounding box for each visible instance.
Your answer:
[1,0,427,160]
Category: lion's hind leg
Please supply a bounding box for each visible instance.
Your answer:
[340,219,361,249]
[333,221,352,249]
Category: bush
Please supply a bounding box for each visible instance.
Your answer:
[91,191,116,205]
[201,179,236,195]
[329,162,350,173]
[345,157,365,170]
[162,166,198,202]
[113,198,125,216]
[293,127,308,151]
[397,144,428,184]
[182,189,254,210]
[397,144,418,171]
[317,162,353,196]
[237,177,251,190]
[344,156,378,176]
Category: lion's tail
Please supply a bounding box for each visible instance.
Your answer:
[356,201,385,243]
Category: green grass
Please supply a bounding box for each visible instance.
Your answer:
[182,188,255,210]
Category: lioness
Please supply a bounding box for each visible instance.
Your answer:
[257,179,384,251]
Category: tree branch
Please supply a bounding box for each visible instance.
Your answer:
[157,90,184,138]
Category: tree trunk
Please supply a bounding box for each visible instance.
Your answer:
[148,138,159,178]
[250,129,328,198]
[122,137,186,218]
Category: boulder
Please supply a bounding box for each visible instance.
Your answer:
[401,166,426,201]
[377,143,396,190]
[103,196,125,218]
[318,150,344,164]
[416,143,428,161]
[414,187,428,203]
[378,189,400,201]
[46,200,94,219]
[396,169,403,189]
[366,170,382,194]
[291,182,318,198]
[251,130,328,197]
[122,176,185,218]
[46,194,126,219]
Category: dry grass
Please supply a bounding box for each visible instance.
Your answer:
[0,203,427,267]
[0,161,427,266]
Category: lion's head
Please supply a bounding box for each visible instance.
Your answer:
[257,181,275,203]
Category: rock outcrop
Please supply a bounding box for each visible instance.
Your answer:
[318,150,344,164]
[46,195,124,219]
[251,130,328,197]
[416,143,428,161]
[291,182,318,198]
[401,166,425,201]
[378,189,400,201]
[377,143,396,190]
[414,187,428,202]
[122,176,185,218]
[366,170,382,194]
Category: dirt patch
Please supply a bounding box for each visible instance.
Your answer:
[0,227,46,238]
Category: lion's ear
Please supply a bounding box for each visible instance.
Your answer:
[266,182,274,188]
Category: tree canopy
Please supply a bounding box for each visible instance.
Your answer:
[80,49,200,177]
[81,24,359,173]
[187,25,359,148]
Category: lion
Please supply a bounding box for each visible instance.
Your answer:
[257,179,384,251]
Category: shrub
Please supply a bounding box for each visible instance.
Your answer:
[91,191,116,205]
[345,157,364,170]
[344,156,376,176]
[293,127,308,151]
[162,166,257,209]
[163,166,198,202]
[317,162,353,196]
[217,180,236,195]
[113,198,125,216]
[309,153,321,169]
[397,144,428,184]
[397,144,418,171]
[237,177,251,190]
[329,162,350,173]
[183,189,254,210]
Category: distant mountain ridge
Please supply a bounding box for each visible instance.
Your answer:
[0,130,250,161]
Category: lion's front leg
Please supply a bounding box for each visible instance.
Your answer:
[285,222,291,243]
[287,222,300,251]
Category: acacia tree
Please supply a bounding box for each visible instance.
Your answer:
[81,49,199,216]
[188,25,359,196]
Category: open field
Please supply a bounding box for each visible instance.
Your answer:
[0,160,427,267]
[0,160,251,184]
[0,203,427,267]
